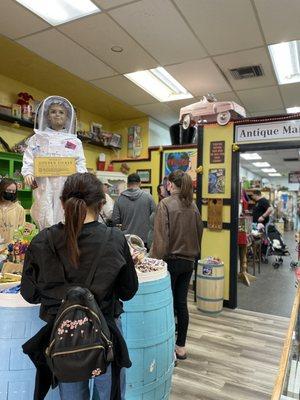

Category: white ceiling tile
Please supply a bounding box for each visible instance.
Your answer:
[91,75,156,105]
[165,98,196,114]
[135,103,178,126]
[237,87,283,112]
[214,48,277,90]
[254,0,300,44]
[165,58,230,96]
[109,0,207,65]
[280,83,300,108]
[17,30,115,81]
[93,0,136,10]
[59,13,157,74]
[174,0,264,55]
[214,91,243,104]
[251,109,286,117]
[0,0,49,39]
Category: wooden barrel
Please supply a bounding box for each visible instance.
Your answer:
[122,275,175,399]
[196,260,224,315]
[0,292,60,400]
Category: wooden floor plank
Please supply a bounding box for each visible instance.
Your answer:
[170,300,289,400]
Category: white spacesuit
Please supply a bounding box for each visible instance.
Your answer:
[21,96,87,230]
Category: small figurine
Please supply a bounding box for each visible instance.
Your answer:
[7,243,14,262]
[13,241,21,263]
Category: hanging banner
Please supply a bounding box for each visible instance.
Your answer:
[235,119,300,143]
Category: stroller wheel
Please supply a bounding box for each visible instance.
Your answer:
[290,261,297,269]
[273,262,280,269]
[262,256,268,264]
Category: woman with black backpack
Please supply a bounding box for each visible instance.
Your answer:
[21,172,138,400]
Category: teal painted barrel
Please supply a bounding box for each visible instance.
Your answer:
[0,293,60,400]
[122,275,175,400]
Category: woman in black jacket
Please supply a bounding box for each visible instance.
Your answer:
[21,172,138,400]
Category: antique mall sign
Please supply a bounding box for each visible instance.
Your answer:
[235,119,300,143]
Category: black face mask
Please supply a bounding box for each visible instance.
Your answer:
[3,192,17,202]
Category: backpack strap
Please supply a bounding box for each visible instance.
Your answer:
[84,227,111,287]
[46,225,111,289]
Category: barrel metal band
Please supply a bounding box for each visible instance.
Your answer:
[197,308,222,314]
[196,295,224,302]
[197,275,224,280]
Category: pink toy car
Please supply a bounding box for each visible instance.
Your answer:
[179,95,246,128]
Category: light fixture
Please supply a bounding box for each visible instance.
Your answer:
[262,168,277,173]
[287,107,300,113]
[268,173,282,177]
[252,162,270,167]
[124,67,193,102]
[16,0,100,26]
[240,153,261,160]
[269,40,300,84]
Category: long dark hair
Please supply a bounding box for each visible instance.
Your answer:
[0,178,18,202]
[61,173,105,267]
[168,170,193,207]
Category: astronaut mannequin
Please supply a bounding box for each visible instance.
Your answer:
[21,96,87,230]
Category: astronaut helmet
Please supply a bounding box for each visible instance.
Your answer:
[34,95,76,135]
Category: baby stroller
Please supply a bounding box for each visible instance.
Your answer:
[265,223,290,268]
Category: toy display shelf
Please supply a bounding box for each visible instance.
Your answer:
[77,134,121,150]
[0,112,33,129]
[0,152,33,211]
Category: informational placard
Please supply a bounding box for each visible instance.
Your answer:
[210,141,225,163]
[288,171,300,183]
[235,119,300,143]
[34,157,76,177]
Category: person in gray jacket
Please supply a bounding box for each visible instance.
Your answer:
[112,173,156,248]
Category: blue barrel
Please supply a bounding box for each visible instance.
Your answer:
[0,296,60,400]
[122,275,175,400]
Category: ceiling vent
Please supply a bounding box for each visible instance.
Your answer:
[229,65,264,80]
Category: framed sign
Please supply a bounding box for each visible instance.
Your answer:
[288,171,300,183]
[136,169,151,183]
[34,157,76,177]
[235,119,300,143]
[210,141,225,163]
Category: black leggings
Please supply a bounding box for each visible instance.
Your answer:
[167,258,194,347]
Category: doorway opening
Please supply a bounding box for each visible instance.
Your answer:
[235,145,300,317]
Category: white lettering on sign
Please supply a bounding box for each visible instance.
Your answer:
[235,120,300,143]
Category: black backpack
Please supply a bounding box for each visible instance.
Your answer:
[45,228,114,382]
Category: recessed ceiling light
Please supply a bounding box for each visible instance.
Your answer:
[111,46,123,53]
[124,67,193,102]
[16,0,100,26]
[240,153,261,160]
[262,168,277,173]
[286,107,300,113]
[252,162,270,167]
[268,173,282,176]
[269,40,300,84]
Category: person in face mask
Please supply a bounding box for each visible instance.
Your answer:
[0,178,25,244]
[21,96,87,230]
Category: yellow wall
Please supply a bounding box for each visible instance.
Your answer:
[112,149,160,203]
[0,73,150,170]
[201,123,234,301]
[110,117,150,160]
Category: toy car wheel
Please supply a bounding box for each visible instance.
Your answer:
[182,114,191,130]
[217,111,231,126]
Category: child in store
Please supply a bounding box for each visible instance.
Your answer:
[0,178,25,243]
[21,96,87,230]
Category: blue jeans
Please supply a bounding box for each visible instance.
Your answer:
[58,318,126,400]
